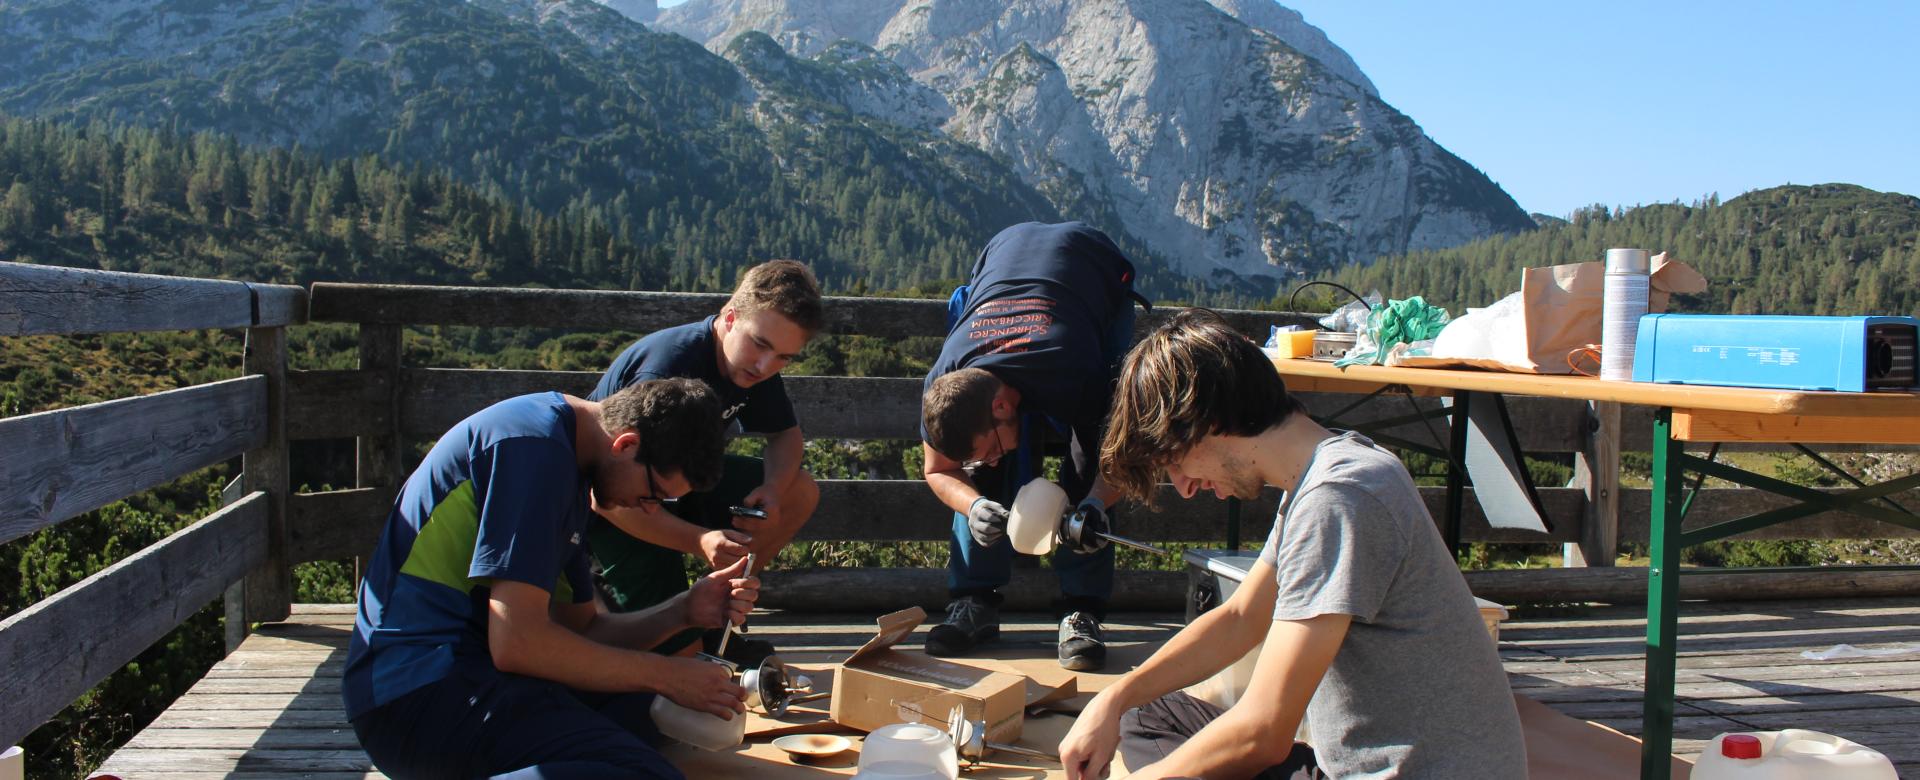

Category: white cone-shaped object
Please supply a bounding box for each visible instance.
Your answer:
[1007,478,1067,555]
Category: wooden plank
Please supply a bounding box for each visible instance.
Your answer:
[148,709,350,729]
[0,376,265,546]
[0,493,270,747]
[1675,409,1920,444]
[124,728,363,749]
[0,262,250,335]
[286,370,391,440]
[289,488,395,564]
[93,748,376,772]
[396,368,597,437]
[250,283,308,328]
[307,282,1305,340]
[88,773,381,780]
[171,691,349,711]
[759,567,1188,612]
[1464,567,1920,606]
[237,326,293,626]
[1267,358,1920,418]
[280,479,1582,568]
[1567,401,1621,567]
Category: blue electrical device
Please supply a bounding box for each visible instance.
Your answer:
[1631,314,1920,392]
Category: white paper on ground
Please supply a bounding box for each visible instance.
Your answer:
[1801,643,1920,660]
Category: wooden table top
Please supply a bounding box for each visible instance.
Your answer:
[1269,358,1920,418]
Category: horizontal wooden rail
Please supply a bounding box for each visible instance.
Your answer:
[0,377,266,546]
[306,283,1312,339]
[759,565,1920,611]
[287,480,1920,565]
[289,488,395,564]
[0,263,305,335]
[289,368,1595,451]
[0,491,269,747]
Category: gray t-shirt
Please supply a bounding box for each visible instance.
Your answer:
[1257,431,1526,779]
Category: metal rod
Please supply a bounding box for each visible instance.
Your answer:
[985,741,1060,763]
[1097,532,1169,556]
[715,552,756,658]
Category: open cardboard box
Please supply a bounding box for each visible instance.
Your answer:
[829,607,1067,744]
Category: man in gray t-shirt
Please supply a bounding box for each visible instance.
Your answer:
[1058,309,1526,780]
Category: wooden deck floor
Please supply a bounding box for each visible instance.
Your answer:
[93,598,1920,778]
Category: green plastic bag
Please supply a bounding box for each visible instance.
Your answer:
[1334,295,1451,367]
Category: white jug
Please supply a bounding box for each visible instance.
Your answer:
[1692,730,1895,780]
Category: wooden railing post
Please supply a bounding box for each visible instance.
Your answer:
[1566,400,1622,567]
[357,323,404,516]
[225,325,291,651]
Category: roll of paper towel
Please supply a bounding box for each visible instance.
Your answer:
[1,745,23,780]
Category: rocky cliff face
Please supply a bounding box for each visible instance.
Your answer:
[657,0,1531,281]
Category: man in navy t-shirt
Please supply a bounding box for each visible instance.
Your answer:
[587,260,823,663]
[346,379,758,779]
[920,221,1149,670]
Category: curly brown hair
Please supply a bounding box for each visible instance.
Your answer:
[1100,309,1302,506]
[600,377,728,491]
[728,259,824,333]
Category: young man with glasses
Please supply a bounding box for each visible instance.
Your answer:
[586,260,824,665]
[920,221,1150,670]
[346,379,760,779]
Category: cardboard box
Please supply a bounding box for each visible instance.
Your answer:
[829,607,1028,744]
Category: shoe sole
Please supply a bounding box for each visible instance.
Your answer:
[1059,653,1105,672]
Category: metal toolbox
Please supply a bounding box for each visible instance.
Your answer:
[1631,314,1920,392]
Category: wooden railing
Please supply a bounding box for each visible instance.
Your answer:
[0,263,304,750]
[4,263,1917,747]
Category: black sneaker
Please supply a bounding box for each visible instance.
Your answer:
[925,596,1000,657]
[1058,611,1106,671]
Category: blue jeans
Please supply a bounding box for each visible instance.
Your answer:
[943,287,1137,616]
[351,657,681,780]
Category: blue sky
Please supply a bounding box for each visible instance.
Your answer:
[1281,1,1920,217]
[658,0,1917,218]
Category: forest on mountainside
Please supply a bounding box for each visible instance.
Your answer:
[1316,185,1920,318]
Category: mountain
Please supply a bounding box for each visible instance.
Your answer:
[1319,184,1920,318]
[0,0,1529,292]
[652,0,1534,282]
[0,0,1075,293]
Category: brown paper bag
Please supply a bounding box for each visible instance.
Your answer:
[1518,253,1706,374]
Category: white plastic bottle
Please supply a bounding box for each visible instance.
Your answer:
[1692,730,1896,779]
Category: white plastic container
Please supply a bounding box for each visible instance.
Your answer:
[856,722,958,780]
[1006,478,1066,555]
[1692,730,1896,779]
[1,746,22,780]
[648,658,745,751]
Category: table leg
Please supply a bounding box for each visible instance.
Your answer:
[1443,390,1471,557]
[1641,407,1683,780]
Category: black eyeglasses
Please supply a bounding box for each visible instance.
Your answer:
[636,464,679,507]
[960,431,1008,474]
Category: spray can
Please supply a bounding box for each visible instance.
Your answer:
[1601,248,1651,381]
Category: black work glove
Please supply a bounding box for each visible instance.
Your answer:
[1068,498,1112,554]
[967,497,1010,548]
